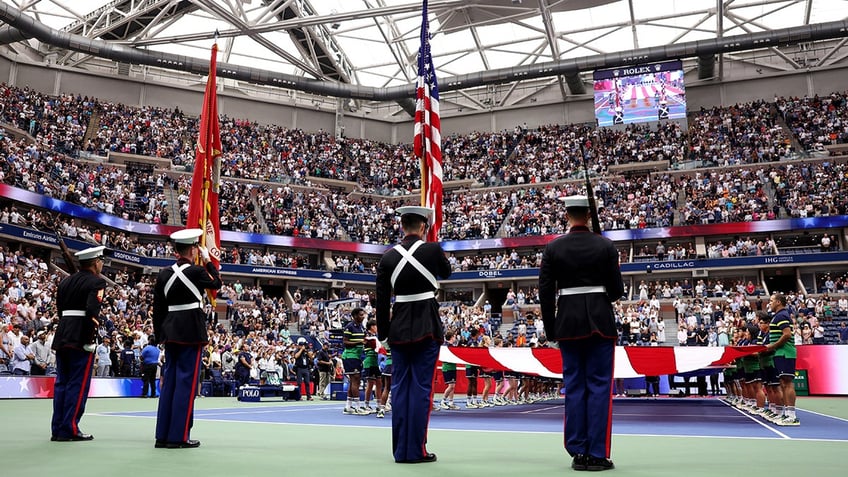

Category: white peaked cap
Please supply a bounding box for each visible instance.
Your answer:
[561,195,590,208]
[170,228,203,244]
[397,206,434,224]
[75,245,106,261]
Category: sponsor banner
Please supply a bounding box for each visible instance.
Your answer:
[446,252,848,281]
[593,60,683,81]
[5,184,848,253]
[0,376,145,399]
[3,221,848,282]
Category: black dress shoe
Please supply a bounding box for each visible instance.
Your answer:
[399,453,437,464]
[154,440,167,448]
[586,456,614,471]
[572,454,588,471]
[166,440,201,449]
[54,433,94,442]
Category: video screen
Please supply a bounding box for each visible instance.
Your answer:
[593,60,686,127]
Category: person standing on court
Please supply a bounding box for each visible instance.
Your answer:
[376,206,451,464]
[539,195,624,472]
[51,245,107,442]
[140,335,160,398]
[765,293,799,426]
[153,229,221,449]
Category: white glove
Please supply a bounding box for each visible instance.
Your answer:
[199,246,210,261]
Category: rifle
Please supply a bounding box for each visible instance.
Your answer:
[52,216,99,349]
[578,139,602,235]
[52,215,77,274]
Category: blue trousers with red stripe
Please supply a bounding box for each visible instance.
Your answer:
[559,336,615,459]
[51,348,95,438]
[156,343,202,443]
[390,339,439,462]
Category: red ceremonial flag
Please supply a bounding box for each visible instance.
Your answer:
[413,0,443,242]
[186,42,222,302]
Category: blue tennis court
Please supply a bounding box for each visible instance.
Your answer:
[104,397,848,442]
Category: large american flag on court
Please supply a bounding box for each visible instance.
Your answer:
[439,345,765,379]
[413,0,443,242]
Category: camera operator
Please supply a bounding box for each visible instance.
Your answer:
[293,337,314,400]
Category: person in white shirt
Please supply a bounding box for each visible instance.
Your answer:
[838,297,848,313]
[812,323,826,344]
[656,319,666,344]
[95,337,112,377]
[32,331,54,375]
[12,335,35,375]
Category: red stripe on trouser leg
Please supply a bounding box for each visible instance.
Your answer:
[71,353,94,435]
[183,346,203,442]
[605,343,615,458]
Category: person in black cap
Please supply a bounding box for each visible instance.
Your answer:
[376,206,451,464]
[152,229,221,449]
[315,340,333,399]
[539,195,624,472]
[51,245,107,442]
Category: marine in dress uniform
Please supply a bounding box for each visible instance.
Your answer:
[538,196,624,472]
[375,206,451,464]
[152,229,222,449]
[51,245,107,442]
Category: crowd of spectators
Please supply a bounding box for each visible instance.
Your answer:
[777,91,848,152]
[678,167,773,225]
[687,100,793,166]
[256,184,344,239]
[3,240,848,380]
[6,82,848,243]
[705,237,777,258]
[768,161,848,218]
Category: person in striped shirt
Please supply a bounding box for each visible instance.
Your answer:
[765,293,799,426]
[756,311,782,422]
[342,308,367,415]
[440,331,459,410]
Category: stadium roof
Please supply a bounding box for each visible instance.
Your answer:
[0,0,846,107]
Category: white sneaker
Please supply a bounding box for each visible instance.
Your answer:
[439,401,450,410]
[466,402,480,409]
[376,409,385,418]
[780,416,800,426]
[354,407,371,415]
[343,408,356,415]
[448,404,460,410]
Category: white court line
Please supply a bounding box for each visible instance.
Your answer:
[718,399,791,439]
[198,409,321,416]
[520,405,561,414]
[91,413,848,444]
[797,407,848,423]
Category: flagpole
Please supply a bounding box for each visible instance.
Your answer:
[419,146,427,208]
[198,42,218,260]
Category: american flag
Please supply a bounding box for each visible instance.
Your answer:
[413,0,442,242]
